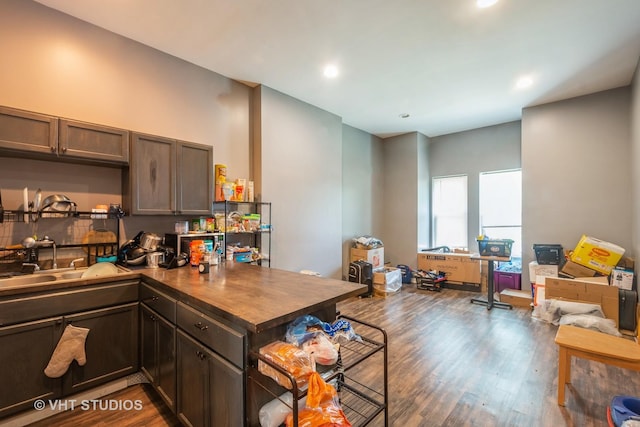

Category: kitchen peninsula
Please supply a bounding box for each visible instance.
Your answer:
[0,262,372,426]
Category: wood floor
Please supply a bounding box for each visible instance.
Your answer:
[24,285,640,426]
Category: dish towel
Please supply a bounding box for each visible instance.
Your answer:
[44,324,90,378]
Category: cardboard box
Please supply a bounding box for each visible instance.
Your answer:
[611,268,634,290]
[373,267,402,295]
[570,235,625,275]
[544,276,619,327]
[417,252,481,284]
[560,259,598,278]
[528,261,558,282]
[499,289,532,308]
[617,256,635,271]
[350,247,384,269]
[373,267,402,286]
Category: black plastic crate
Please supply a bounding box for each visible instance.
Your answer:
[533,244,563,265]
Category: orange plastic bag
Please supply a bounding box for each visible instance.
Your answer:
[259,341,315,389]
[285,372,351,427]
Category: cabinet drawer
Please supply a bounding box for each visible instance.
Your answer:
[176,302,244,368]
[140,283,176,323]
[0,281,139,326]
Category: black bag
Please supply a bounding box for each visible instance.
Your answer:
[348,260,373,297]
[618,289,637,331]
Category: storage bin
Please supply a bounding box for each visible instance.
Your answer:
[477,238,513,257]
[493,271,521,293]
[533,244,563,265]
[234,251,252,263]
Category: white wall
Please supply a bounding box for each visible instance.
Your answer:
[341,125,385,278]
[522,87,632,286]
[254,86,344,278]
[428,121,522,251]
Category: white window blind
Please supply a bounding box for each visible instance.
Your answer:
[432,175,468,249]
[479,169,522,257]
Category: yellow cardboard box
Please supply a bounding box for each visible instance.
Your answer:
[570,235,625,275]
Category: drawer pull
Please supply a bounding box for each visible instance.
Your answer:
[152,296,159,301]
[196,350,207,360]
[194,322,209,331]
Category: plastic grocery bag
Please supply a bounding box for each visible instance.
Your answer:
[285,372,352,427]
[258,341,316,389]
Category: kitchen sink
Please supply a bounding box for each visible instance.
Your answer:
[0,274,58,287]
[0,265,130,288]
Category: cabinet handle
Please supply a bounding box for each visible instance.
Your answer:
[194,322,208,331]
[50,146,56,153]
[61,147,67,153]
[152,296,159,301]
[196,350,206,360]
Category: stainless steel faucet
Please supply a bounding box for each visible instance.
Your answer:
[36,236,57,269]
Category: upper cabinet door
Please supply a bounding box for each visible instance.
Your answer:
[59,119,129,164]
[128,132,176,215]
[177,141,213,215]
[0,106,58,155]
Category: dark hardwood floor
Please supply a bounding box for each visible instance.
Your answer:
[25,285,640,426]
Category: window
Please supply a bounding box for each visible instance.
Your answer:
[432,175,468,249]
[479,169,522,257]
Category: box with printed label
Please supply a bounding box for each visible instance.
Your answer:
[417,252,481,284]
[611,268,634,290]
[350,247,384,269]
[570,235,625,275]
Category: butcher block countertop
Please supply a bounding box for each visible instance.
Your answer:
[0,263,366,334]
[141,263,366,333]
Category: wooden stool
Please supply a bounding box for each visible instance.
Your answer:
[554,324,640,406]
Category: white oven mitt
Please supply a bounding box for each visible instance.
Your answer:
[44,324,90,378]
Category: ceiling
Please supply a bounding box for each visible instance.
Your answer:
[35,0,640,138]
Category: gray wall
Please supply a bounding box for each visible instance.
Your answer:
[522,87,632,287]
[633,61,640,274]
[254,86,344,278]
[341,125,385,278]
[0,0,252,245]
[428,121,523,252]
[382,133,423,268]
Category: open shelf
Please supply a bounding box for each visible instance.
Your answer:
[249,314,388,426]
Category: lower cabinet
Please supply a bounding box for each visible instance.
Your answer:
[0,317,63,417]
[176,329,244,427]
[140,303,176,411]
[62,302,139,395]
[0,292,140,419]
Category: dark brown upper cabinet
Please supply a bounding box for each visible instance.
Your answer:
[0,106,129,165]
[125,132,213,216]
[0,105,58,155]
[58,119,129,164]
[177,140,213,215]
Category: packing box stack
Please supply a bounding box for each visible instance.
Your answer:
[417,252,481,284]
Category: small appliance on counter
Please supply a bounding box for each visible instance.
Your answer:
[117,231,146,266]
[158,246,188,269]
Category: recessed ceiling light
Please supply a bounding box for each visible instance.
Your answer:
[323,64,339,79]
[516,76,534,89]
[477,0,498,8]
[399,113,410,119]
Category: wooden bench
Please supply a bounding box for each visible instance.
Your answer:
[555,324,640,406]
